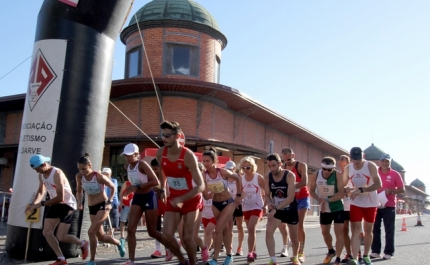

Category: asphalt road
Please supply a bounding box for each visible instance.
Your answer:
[1,214,428,265]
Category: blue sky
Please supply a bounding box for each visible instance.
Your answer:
[1,1,429,188]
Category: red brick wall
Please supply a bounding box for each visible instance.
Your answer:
[124,27,222,83]
[3,96,336,177]
[4,112,22,144]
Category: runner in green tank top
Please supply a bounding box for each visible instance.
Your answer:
[309,157,345,265]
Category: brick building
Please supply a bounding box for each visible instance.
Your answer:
[0,0,348,190]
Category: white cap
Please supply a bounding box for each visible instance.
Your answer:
[224,161,236,170]
[121,143,139,156]
[101,167,112,175]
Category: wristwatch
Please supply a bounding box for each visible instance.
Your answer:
[40,201,45,207]
[134,184,141,189]
[106,200,112,205]
[236,193,242,197]
[359,187,364,193]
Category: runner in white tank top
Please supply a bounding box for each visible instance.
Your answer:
[224,161,245,256]
[343,147,382,265]
[75,153,126,263]
[202,149,241,265]
[26,154,88,264]
[239,156,265,263]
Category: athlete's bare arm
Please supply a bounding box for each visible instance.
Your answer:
[277,171,296,209]
[263,173,272,209]
[363,161,382,192]
[295,162,308,189]
[25,174,46,212]
[257,174,266,198]
[308,171,321,203]
[342,166,350,187]
[138,160,160,190]
[119,182,127,208]
[75,173,83,209]
[329,171,345,202]
[156,147,167,202]
[97,172,115,202]
[180,149,205,202]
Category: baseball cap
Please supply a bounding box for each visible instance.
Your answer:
[225,161,236,170]
[101,167,112,175]
[29,155,51,168]
[121,143,139,156]
[350,147,363,160]
[380,153,391,161]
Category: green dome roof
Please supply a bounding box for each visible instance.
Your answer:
[363,143,405,171]
[411,178,425,187]
[363,143,386,160]
[121,0,227,48]
[129,0,220,31]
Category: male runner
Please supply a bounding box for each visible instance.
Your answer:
[343,147,382,265]
[264,153,300,265]
[156,121,205,265]
[26,155,88,265]
[281,147,309,263]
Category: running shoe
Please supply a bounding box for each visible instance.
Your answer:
[81,240,89,260]
[362,256,373,265]
[235,247,243,256]
[223,255,233,265]
[298,253,306,263]
[120,238,126,248]
[280,247,288,257]
[341,254,352,263]
[86,261,96,265]
[369,253,380,259]
[247,253,255,263]
[117,242,126,257]
[347,259,359,265]
[383,254,392,260]
[201,246,210,263]
[166,249,174,261]
[49,260,67,265]
[334,257,341,265]
[151,250,162,258]
[121,261,134,265]
[323,252,336,263]
[206,258,217,265]
[267,260,278,265]
[253,252,257,260]
[291,256,301,265]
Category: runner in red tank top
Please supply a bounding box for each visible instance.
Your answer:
[282,147,309,263]
[156,121,205,265]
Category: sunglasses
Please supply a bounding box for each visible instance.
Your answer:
[161,133,177,138]
[242,166,252,170]
[322,168,333,172]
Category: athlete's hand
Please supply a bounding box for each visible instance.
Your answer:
[124,185,138,196]
[170,197,183,208]
[160,192,166,203]
[317,197,326,204]
[234,196,242,206]
[105,204,112,211]
[350,190,360,200]
[78,203,83,210]
[268,209,276,220]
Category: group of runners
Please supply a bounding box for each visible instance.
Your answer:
[26,120,404,265]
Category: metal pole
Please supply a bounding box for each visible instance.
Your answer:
[1,194,6,222]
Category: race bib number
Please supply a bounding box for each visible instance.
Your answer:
[274,197,289,209]
[317,185,335,197]
[244,193,257,206]
[207,182,225,193]
[83,183,101,195]
[167,177,188,190]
